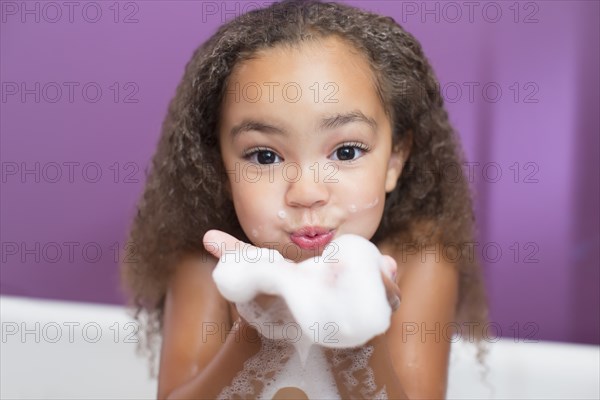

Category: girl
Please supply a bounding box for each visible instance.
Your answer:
[121,0,488,398]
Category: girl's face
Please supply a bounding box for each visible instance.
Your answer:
[219,36,405,262]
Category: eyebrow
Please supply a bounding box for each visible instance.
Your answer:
[230,110,378,139]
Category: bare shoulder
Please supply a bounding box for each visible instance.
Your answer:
[380,241,460,399]
[157,252,232,398]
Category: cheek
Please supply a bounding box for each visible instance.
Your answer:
[231,182,266,218]
[332,168,386,238]
[343,196,385,239]
[230,180,282,238]
[335,168,386,211]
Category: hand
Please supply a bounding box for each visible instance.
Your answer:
[203,230,296,340]
[203,230,401,347]
[380,255,402,312]
[202,229,282,307]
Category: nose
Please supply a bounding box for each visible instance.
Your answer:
[284,164,330,209]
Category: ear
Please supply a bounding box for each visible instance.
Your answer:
[385,135,411,193]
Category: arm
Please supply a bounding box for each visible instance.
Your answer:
[156,254,262,399]
[386,244,459,399]
[323,268,408,399]
[326,243,459,399]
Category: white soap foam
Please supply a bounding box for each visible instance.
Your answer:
[256,340,340,399]
[364,197,379,209]
[216,338,296,399]
[329,345,388,398]
[211,234,394,398]
[212,234,392,348]
[348,197,379,214]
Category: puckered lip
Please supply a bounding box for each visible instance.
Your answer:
[290,226,334,237]
[289,226,336,250]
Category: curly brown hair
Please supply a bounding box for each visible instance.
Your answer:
[120,0,488,374]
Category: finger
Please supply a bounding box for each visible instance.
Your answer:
[203,229,247,260]
[389,295,401,312]
[380,271,402,311]
[380,270,402,300]
[381,255,398,281]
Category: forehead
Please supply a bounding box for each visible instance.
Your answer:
[220,36,388,135]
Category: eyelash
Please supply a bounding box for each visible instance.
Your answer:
[242,146,281,164]
[242,142,371,164]
[332,141,371,162]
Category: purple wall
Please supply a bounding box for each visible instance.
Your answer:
[1,1,598,344]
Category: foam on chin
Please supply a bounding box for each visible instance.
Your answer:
[212,234,393,348]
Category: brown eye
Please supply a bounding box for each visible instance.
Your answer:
[330,142,370,162]
[256,150,278,164]
[336,146,356,161]
[244,148,282,165]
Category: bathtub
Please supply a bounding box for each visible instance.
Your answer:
[1,295,598,399]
